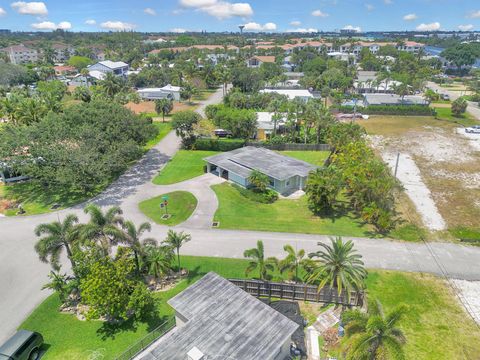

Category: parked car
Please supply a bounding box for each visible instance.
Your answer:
[465,125,480,134]
[0,330,43,360]
[441,93,450,101]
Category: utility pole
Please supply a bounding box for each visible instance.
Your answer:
[394,152,400,178]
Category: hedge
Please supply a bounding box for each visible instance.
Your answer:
[194,138,246,151]
[336,105,436,116]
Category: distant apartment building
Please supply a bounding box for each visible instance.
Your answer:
[0,44,38,64]
[51,43,75,63]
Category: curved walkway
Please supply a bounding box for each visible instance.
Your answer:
[1,86,480,343]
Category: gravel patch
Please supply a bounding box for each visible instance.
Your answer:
[451,279,480,325]
[382,152,446,231]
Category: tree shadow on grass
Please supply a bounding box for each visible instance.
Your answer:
[96,309,168,340]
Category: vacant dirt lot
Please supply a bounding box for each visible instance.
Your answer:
[362,115,480,231]
[125,101,196,115]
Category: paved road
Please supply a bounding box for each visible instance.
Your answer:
[427,81,480,121]
[1,86,480,343]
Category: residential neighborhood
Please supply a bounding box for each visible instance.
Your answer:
[1,1,480,360]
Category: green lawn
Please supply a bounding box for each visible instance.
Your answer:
[435,107,478,127]
[281,151,330,166]
[212,182,372,237]
[364,271,480,359]
[144,123,171,150]
[152,150,219,185]
[138,191,197,226]
[19,257,480,359]
[0,182,104,216]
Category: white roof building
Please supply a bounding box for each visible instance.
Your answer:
[137,84,182,101]
[260,89,313,101]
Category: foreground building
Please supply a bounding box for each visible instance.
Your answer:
[204,147,317,195]
[136,272,299,360]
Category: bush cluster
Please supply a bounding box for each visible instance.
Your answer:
[194,138,245,151]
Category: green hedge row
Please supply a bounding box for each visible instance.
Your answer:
[194,138,246,151]
[336,105,436,116]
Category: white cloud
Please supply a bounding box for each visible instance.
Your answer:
[290,20,301,26]
[57,21,72,30]
[458,24,474,31]
[403,13,417,21]
[243,22,276,31]
[0,7,6,16]
[101,21,136,31]
[179,0,253,19]
[365,3,374,11]
[342,25,361,32]
[85,19,96,25]
[201,2,253,19]
[171,28,187,33]
[467,10,480,19]
[31,20,71,30]
[312,9,328,17]
[416,22,440,31]
[286,28,318,33]
[144,7,156,16]
[11,1,47,16]
[180,0,217,7]
[384,0,393,4]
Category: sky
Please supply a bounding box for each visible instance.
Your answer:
[0,0,479,33]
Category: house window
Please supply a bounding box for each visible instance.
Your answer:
[286,180,290,186]
[269,178,274,187]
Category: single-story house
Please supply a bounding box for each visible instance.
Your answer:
[204,147,317,195]
[53,65,76,77]
[247,55,276,68]
[137,84,182,101]
[363,93,429,106]
[256,112,287,140]
[260,88,313,101]
[87,60,129,77]
[135,272,299,360]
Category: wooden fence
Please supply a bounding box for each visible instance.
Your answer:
[245,142,332,152]
[229,279,363,307]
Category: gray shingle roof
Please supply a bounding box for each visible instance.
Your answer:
[204,147,316,180]
[138,272,299,360]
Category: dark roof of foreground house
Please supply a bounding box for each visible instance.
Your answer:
[137,272,299,360]
[204,146,317,181]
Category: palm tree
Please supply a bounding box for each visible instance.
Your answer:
[307,237,367,296]
[345,299,407,360]
[34,214,80,271]
[0,95,21,125]
[100,72,123,98]
[155,98,174,122]
[121,221,156,274]
[80,204,125,255]
[18,97,47,125]
[243,240,277,280]
[248,170,269,192]
[145,245,175,280]
[215,66,231,95]
[278,244,307,282]
[163,230,191,270]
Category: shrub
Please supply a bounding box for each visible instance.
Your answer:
[233,184,278,203]
[335,105,435,116]
[194,138,245,151]
[451,97,468,117]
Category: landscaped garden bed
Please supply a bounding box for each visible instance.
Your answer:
[138,191,197,226]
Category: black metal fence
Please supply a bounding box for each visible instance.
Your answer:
[114,318,175,360]
[245,142,332,152]
[229,279,363,307]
